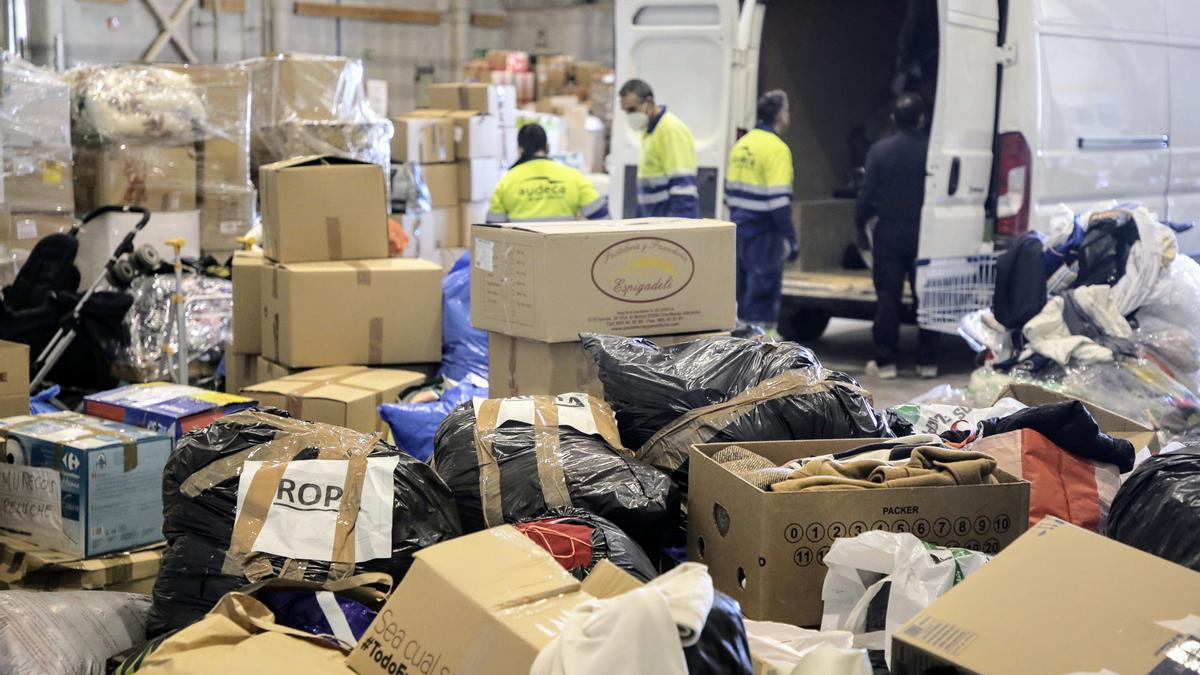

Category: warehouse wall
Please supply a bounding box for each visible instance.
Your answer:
[504,1,613,66]
[27,0,536,114]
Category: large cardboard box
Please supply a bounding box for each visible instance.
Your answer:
[892,517,1200,674]
[74,143,198,212]
[0,412,172,557]
[0,532,162,594]
[261,259,443,368]
[255,355,304,382]
[347,526,641,675]
[0,339,28,417]
[408,110,500,158]
[457,157,503,202]
[4,155,73,213]
[391,116,455,164]
[405,205,463,253]
[992,383,1160,455]
[259,155,388,263]
[224,350,258,394]
[420,162,459,208]
[428,83,517,127]
[231,250,263,353]
[84,383,255,440]
[200,187,255,256]
[76,210,200,290]
[242,366,425,434]
[488,330,727,398]
[471,219,736,342]
[246,53,360,127]
[460,200,489,243]
[688,439,1031,628]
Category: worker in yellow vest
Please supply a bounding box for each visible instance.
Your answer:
[619,78,700,218]
[486,124,609,223]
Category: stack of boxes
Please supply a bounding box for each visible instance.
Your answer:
[243,53,392,185]
[470,218,737,396]
[464,50,535,106]
[0,57,74,282]
[391,82,515,268]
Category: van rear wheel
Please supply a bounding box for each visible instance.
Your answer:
[778,304,831,343]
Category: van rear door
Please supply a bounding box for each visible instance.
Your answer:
[611,0,739,218]
[918,0,1002,260]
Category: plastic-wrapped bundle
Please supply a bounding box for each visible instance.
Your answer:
[65,65,207,143]
[0,55,73,220]
[148,410,461,636]
[378,374,487,462]
[582,334,890,482]
[0,590,150,675]
[431,393,678,556]
[515,508,657,582]
[439,252,488,381]
[1107,447,1200,570]
[118,273,232,382]
[580,334,824,450]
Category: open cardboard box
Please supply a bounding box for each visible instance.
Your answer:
[688,439,1031,628]
[346,526,643,675]
[992,383,1160,456]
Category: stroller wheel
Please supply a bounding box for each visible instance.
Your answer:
[133,244,162,271]
[108,257,137,287]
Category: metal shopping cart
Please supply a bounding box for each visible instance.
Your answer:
[915,254,998,334]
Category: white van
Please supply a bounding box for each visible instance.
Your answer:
[611,0,1199,340]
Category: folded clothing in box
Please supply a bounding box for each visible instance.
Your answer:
[84,382,255,440]
[148,410,461,635]
[0,412,172,557]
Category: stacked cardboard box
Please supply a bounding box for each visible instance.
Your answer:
[391,111,462,255]
[534,95,605,173]
[464,50,535,105]
[471,218,738,395]
[0,57,74,283]
[256,155,442,382]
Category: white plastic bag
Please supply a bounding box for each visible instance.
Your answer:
[744,620,870,675]
[0,590,151,675]
[820,531,990,668]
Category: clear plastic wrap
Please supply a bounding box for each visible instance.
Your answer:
[430,393,679,558]
[149,410,461,635]
[241,53,393,183]
[117,273,233,383]
[0,590,150,675]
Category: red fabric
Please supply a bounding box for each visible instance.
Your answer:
[971,428,1112,531]
[515,520,595,571]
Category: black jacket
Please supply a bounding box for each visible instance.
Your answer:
[856,129,929,253]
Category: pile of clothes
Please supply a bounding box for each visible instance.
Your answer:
[962,203,1200,437]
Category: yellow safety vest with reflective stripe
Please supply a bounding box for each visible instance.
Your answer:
[487,158,609,223]
[637,109,700,218]
[724,127,794,235]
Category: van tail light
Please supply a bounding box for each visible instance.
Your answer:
[995,131,1032,236]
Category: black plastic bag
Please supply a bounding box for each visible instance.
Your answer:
[514,508,658,582]
[685,591,754,675]
[1073,209,1141,288]
[1107,447,1200,570]
[581,334,823,449]
[431,393,678,557]
[582,334,890,486]
[148,410,462,635]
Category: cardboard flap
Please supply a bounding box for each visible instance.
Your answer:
[991,383,1151,433]
[278,259,441,274]
[262,154,374,171]
[579,560,643,599]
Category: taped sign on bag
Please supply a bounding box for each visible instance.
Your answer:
[235,456,399,563]
[474,393,602,436]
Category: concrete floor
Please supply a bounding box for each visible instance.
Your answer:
[807,318,977,409]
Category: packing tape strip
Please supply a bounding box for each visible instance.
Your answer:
[368,318,384,363]
[346,260,372,286]
[532,397,571,511]
[506,335,518,396]
[472,398,505,527]
[326,217,343,259]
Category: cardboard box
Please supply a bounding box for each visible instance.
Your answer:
[501,125,519,166]
[261,259,443,368]
[410,110,500,159]
[0,412,172,557]
[891,517,1200,674]
[259,155,388,263]
[242,366,425,434]
[84,383,255,440]
[74,143,198,213]
[231,250,263,353]
[457,158,503,202]
[428,83,517,127]
[391,115,456,164]
[252,121,392,177]
[688,439,1031,628]
[348,526,641,675]
[0,210,73,279]
[224,350,258,394]
[420,162,460,208]
[460,200,489,243]
[200,188,255,257]
[488,330,727,398]
[405,206,463,253]
[471,219,737,342]
[256,355,303,382]
[246,53,360,127]
[0,340,28,417]
[992,383,1152,434]
[76,210,200,289]
[0,532,162,594]
[4,156,73,213]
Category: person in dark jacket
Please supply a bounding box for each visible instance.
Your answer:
[857,93,939,379]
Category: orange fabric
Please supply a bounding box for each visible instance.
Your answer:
[387,216,408,256]
[970,428,1112,531]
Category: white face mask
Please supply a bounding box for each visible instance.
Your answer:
[626,111,650,132]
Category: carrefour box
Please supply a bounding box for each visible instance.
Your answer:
[688,439,1031,628]
[84,383,255,440]
[470,218,736,342]
[0,412,171,557]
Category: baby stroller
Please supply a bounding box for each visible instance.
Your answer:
[0,205,160,398]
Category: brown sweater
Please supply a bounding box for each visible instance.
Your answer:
[771,445,999,492]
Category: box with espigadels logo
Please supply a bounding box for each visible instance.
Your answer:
[469,218,735,342]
